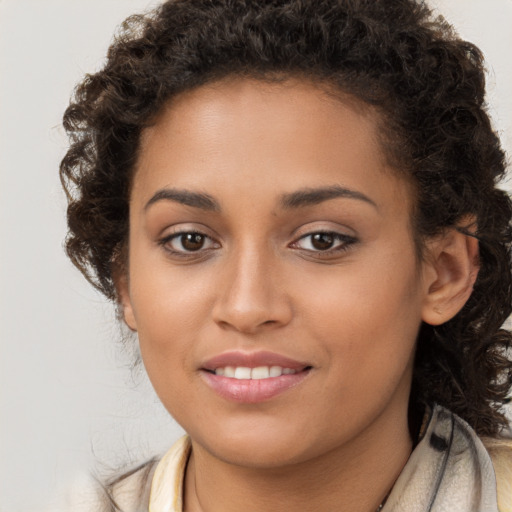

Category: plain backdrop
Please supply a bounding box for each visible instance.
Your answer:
[0,1,511,510]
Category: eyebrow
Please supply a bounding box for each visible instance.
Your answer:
[144,184,376,213]
[280,185,377,210]
[145,188,220,212]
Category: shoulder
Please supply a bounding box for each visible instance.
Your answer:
[104,458,159,512]
[481,436,512,512]
[107,436,190,512]
[54,437,190,512]
[46,458,159,512]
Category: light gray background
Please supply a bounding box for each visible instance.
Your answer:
[1,1,511,510]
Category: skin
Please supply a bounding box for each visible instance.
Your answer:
[118,78,478,512]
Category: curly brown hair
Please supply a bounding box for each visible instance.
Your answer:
[60,0,512,436]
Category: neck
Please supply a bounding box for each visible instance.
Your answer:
[183,405,412,512]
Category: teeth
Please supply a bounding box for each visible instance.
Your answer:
[224,366,236,378]
[269,365,283,377]
[251,366,270,379]
[234,367,251,379]
[214,365,297,379]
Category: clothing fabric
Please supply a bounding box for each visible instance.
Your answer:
[109,404,511,512]
[381,405,499,511]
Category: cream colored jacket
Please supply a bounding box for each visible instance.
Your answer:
[109,406,512,512]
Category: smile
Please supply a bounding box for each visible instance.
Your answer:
[200,351,312,403]
[213,366,299,379]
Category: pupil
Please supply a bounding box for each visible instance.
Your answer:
[182,233,204,251]
[312,233,334,250]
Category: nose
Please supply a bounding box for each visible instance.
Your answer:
[212,246,293,334]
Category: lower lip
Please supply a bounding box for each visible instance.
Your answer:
[200,370,311,403]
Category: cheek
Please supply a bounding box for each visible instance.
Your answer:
[126,251,214,379]
[298,253,421,329]
[132,279,207,352]
[129,233,214,325]
[294,247,423,373]
[129,275,205,413]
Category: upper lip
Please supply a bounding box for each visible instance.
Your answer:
[201,350,310,371]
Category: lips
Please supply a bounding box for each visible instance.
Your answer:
[215,365,299,379]
[200,351,312,403]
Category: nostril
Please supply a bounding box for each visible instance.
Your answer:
[211,283,293,333]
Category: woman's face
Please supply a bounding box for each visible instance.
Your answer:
[121,78,433,468]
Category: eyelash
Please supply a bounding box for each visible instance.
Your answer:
[158,230,219,257]
[158,230,357,258]
[291,231,358,255]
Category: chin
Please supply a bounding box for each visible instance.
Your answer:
[186,416,337,470]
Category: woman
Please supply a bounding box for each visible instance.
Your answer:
[60,0,512,510]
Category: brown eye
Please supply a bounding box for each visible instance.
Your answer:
[162,231,218,254]
[180,233,205,251]
[292,231,357,255]
[310,233,335,250]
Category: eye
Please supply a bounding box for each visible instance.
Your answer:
[292,231,357,253]
[161,231,219,254]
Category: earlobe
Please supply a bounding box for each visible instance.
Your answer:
[114,270,138,332]
[421,227,479,326]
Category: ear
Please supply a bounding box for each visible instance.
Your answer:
[421,226,479,326]
[113,268,138,332]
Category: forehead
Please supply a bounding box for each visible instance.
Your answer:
[134,78,413,215]
[141,77,380,159]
